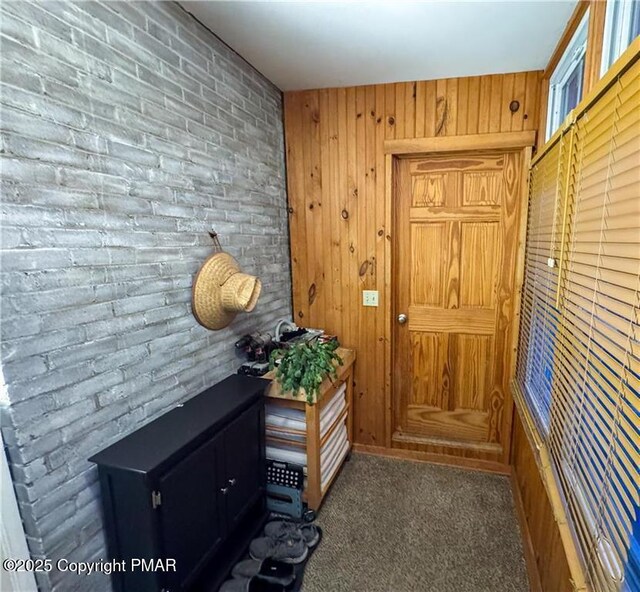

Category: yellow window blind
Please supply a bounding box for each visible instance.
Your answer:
[516,124,573,431]
[516,48,639,592]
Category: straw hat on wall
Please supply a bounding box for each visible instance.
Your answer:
[192,252,262,330]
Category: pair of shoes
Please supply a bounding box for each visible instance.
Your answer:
[220,556,296,591]
[232,557,295,586]
[249,520,320,565]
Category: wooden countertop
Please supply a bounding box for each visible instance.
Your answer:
[262,347,356,404]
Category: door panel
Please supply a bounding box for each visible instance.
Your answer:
[462,170,503,205]
[411,224,446,305]
[223,403,264,530]
[459,222,499,308]
[412,172,454,206]
[410,332,449,408]
[393,151,523,457]
[406,405,489,442]
[453,334,495,411]
[159,433,224,591]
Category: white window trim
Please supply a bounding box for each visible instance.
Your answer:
[601,0,639,75]
[546,11,590,141]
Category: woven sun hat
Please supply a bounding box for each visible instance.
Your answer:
[192,252,262,330]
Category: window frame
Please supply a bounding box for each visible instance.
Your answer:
[546,11,590,141]
[601,0,640,75]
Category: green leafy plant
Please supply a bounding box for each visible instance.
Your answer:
[269,339,343,404]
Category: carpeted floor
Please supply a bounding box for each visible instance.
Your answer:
[302,453,529,592]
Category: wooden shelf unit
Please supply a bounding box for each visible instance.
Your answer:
[261,347,356,510]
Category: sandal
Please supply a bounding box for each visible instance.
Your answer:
[232,557,295,586]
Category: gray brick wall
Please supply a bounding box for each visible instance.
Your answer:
[0,2,291,590]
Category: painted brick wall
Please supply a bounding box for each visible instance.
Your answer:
[0,2,291,590]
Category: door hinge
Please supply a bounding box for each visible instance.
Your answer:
[152,490,162,509]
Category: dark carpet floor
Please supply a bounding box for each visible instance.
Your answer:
[302,453,529,592]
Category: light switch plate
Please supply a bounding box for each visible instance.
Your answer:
[362,290,379,307]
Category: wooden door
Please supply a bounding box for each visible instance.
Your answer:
[393,150,523,460]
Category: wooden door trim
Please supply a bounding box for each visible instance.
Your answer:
[384,134,534,463]
[383,130,537,155]
[506,145,533,463]
[384,154,394,448]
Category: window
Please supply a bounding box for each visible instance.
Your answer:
[601,0,640,74]
[546,11,589,140]
[518,133,570,433]
[517,52,640,592]
[518,116,576,434]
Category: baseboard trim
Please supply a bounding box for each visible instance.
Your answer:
[352,443,511,475]
[510,468,544,592]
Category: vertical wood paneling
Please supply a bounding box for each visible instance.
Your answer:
[457,77,469,135]
[478,76,493,133]
[425,80,437,138]
[466,76,480,134]
[415,81,426,137]
[283,71,543,445]
[511,413,573,592]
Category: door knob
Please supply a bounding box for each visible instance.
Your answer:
[220,487,229,495]
[397,313,408,325]
[228,478,236,486]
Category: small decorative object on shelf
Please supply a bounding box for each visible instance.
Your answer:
[269,338,343,405]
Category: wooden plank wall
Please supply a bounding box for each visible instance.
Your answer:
[283,71,543,446]
[511,413,573,592]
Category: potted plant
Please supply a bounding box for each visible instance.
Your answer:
[269,338,343,404]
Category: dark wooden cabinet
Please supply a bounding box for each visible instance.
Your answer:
[90,375,268,592]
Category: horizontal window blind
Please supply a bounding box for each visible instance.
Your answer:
[516,50,639,592]
[517,124,573,432]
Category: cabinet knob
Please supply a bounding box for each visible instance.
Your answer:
[220,487,228,495]
[228,478,236,486]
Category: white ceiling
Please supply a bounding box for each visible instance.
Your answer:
[181,1,577,91]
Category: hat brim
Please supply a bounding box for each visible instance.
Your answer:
[192,252,240,330]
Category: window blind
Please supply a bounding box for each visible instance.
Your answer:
[516,49,639,592]
[517,126,573,432]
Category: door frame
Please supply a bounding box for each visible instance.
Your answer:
[383,131,535,468]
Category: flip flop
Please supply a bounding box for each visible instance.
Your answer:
[232,557,295,586]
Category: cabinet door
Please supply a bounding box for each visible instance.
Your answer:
[223,402,265,529]
[158,433,225,591]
